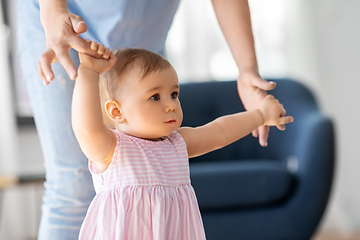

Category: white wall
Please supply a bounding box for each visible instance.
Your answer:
[0,1,19,175]
[285,0,360,232]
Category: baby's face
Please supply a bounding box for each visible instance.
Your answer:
[116,66,183,140]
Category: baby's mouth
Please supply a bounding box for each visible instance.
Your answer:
[165,119,176,124]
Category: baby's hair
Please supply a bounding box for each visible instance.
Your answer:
[99,48,172,128]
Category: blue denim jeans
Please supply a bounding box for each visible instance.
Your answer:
[17,0,179,239]
[17,2,95,239]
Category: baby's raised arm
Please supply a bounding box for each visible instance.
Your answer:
[71,41,117,166]
[178,95,293,158]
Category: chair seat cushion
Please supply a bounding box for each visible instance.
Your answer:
[190,160,294,211]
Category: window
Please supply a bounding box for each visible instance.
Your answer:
[166,0,288,82]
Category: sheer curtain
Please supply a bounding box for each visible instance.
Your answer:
[166,0,288,82]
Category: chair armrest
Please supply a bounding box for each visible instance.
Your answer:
[294,112,335,180]
[282,112,335,238]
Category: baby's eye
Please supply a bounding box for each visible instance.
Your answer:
[171,92,179,99]
[150,94,160,101]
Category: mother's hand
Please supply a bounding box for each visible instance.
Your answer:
[38,9,101,84]
[237,70,282,147]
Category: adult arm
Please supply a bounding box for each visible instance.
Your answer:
[38,0,101,83]
[211,0,282,147]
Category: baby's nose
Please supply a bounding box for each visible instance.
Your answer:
[165,99,176,112]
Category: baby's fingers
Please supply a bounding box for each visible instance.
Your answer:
[103,48,111,59]
[97,44,105,55]
[276,124,286,131]
[90,41,98,51]
[108,51,116,64]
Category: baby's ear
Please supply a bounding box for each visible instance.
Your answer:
[105,100,125,124]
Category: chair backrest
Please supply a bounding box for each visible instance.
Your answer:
[179,79,319,163]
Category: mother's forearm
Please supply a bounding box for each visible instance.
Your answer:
[212,0,258,72]
[39,0,68,25]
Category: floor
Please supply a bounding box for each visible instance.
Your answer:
[313,232,360,240]
[0,125,44,240]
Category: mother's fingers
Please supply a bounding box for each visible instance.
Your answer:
[251,76,277,91]
[258,125,270,147]
[69,36,103,59]
[73,21,87,35]
[56,48,77,80]
[279,116,294,125]
[252,129,258,138]
[38,49,57,84]
[37,62,48,86]
[276,124,286,131]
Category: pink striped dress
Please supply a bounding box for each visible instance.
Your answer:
[79,130,206,240]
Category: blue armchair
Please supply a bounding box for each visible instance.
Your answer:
[179,79,335,240]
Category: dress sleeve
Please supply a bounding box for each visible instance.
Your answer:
[168,131,189,159]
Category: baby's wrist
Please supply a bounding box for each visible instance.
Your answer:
[78,65,101,76]
[256,109,266,126]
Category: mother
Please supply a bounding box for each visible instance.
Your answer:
[17,0,277,239]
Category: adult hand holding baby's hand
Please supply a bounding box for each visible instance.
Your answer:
[237,71,277,146]
[259,95,294,129]
[78,40,116,75]
[38,6,105,85]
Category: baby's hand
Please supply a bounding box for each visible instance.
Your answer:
[78,40,116,74]
[259,95,294,129]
